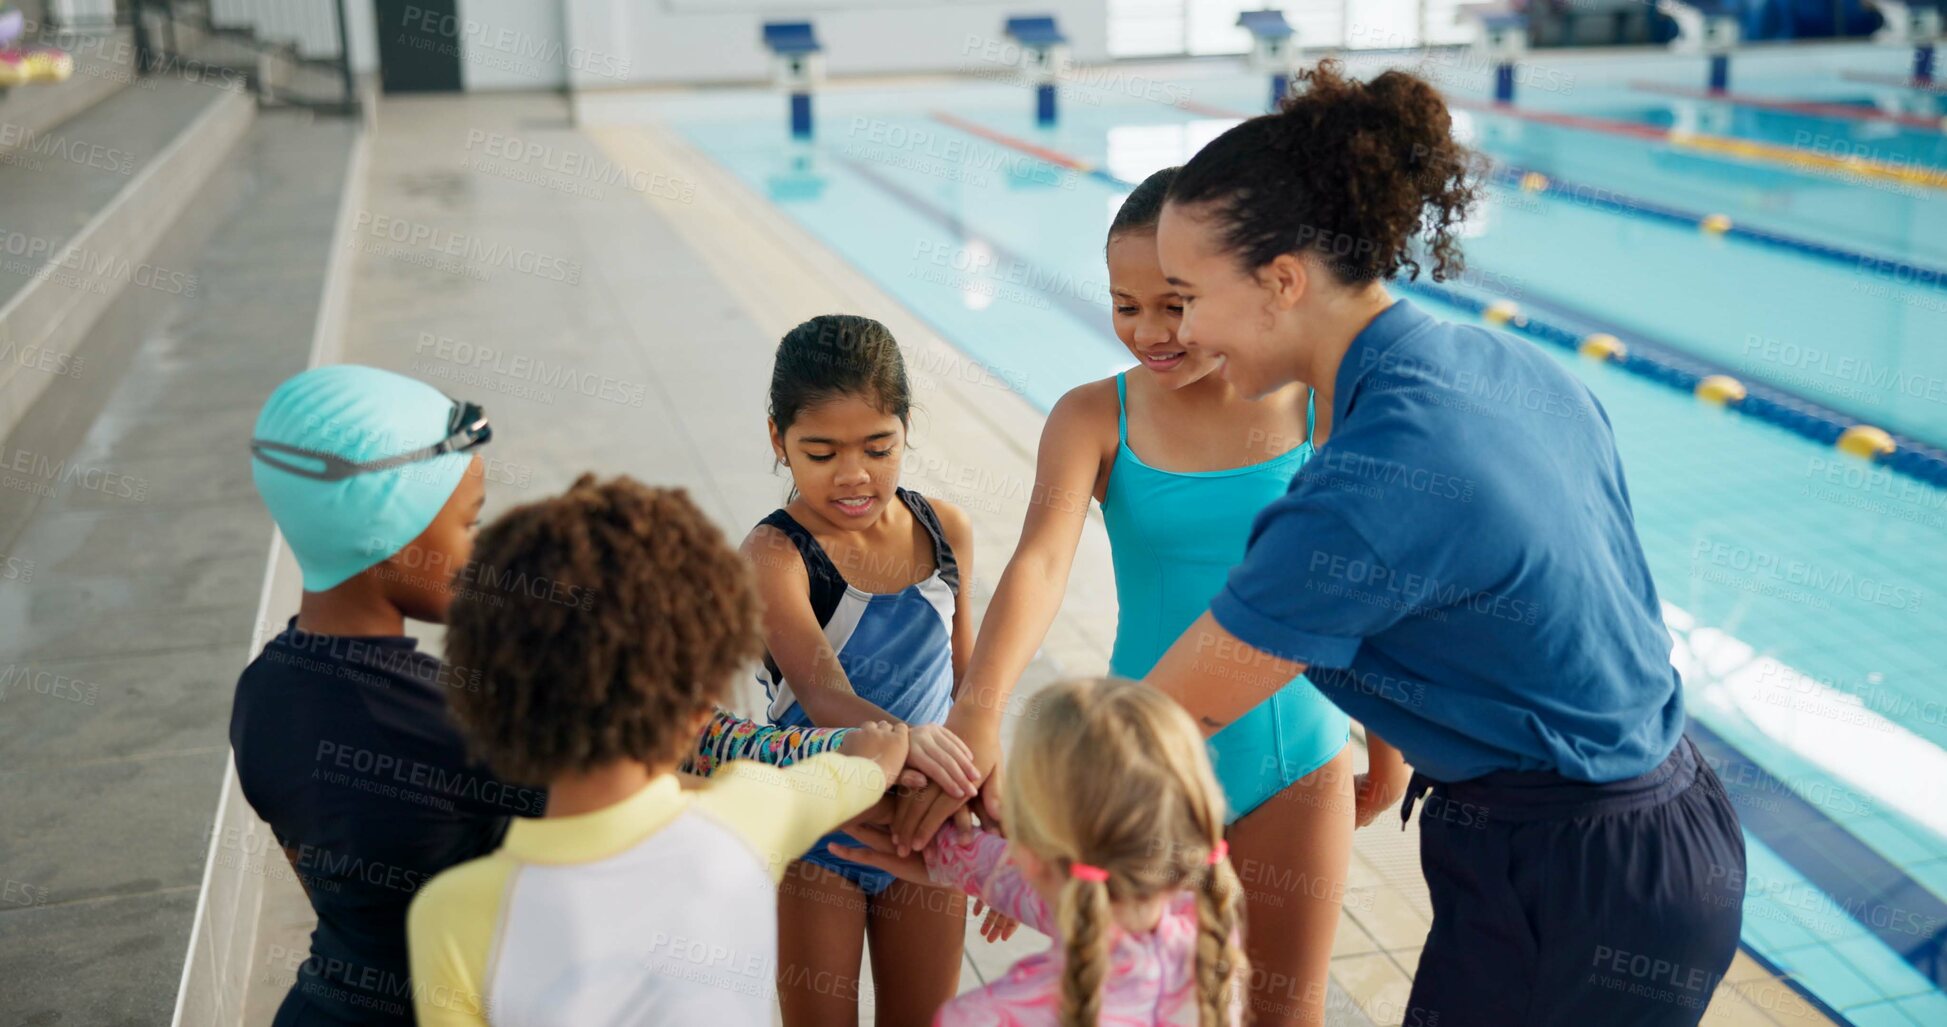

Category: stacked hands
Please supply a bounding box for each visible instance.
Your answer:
[831,720,1024,943]
[830,709,1410,947]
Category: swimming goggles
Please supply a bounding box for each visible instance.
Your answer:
[250,398,492,482]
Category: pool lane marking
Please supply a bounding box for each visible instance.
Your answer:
[927,110,1131,190]
[1630,79,1947,133]
[829,150,1115,339]
[1439,94,1947,191]
[1173,99,1947,291]
[1686,720,1947,995]
[1842,70,1947,95]
[1174,97,1263,120]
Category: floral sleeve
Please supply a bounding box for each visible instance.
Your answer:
[681,709,851,777]
[924,829,1056,936]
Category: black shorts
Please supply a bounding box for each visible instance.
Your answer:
[1400,734,1747,1027]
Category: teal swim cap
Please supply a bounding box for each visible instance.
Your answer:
[251,365,481,592]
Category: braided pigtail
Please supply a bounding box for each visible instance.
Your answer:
[1195,852,1249,1027]
[1005,678,1245,1026]
[1057,872,1114,1027]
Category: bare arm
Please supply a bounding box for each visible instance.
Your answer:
[935,499,977,691]
[952,391,1104,726]
[742,524,897,728]
[893,389,1109,850]
[946,385,1105,732]
[1145,611,1309,738]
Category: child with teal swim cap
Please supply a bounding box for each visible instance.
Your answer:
[231,365,868,1026]
[231,364,525,1026]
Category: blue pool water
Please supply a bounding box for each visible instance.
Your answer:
[645,59,1947,1025]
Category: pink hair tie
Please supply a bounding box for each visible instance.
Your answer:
[1070,862,1110,883]
[1207,840,1229,865]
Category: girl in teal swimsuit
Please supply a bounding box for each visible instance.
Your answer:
[897,168,1409,1027]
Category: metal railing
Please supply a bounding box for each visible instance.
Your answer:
[129,0,357,114]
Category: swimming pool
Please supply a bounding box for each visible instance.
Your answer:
[612,46,1945,1025]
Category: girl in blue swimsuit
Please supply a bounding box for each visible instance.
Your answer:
[897,169,1409,1027]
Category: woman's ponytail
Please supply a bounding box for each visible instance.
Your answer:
[1169,59,1480,285]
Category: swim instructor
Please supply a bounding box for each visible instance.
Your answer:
[1143,62,1746,1026]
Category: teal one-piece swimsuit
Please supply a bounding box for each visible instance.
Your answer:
[1101,373,1351,823]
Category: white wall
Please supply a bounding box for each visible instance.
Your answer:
[49,0,113,25]
[562,0,1109,89]
[457,0,570,91]
[345,0,376,75]
[301,1,1107,93]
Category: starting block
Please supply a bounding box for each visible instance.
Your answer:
[1003,15,1068,126]
[762,21,824,139]
[1238,10,1299,111]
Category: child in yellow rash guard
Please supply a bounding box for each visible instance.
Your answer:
[406,475,910,1027]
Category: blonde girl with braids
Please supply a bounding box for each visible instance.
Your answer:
[834,677,1247,1026]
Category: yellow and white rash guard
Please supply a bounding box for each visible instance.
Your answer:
[406,753,886,1026]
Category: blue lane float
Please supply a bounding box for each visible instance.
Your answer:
[1486,165,1947,294]
[1400,279,1947,488]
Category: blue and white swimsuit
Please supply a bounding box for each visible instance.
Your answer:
[756,487,959,893]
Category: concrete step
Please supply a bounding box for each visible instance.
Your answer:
[0,75,255,544]
[0,107,363,1026]
[0,27,134,158]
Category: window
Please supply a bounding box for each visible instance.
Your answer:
[1108,1,1478,57]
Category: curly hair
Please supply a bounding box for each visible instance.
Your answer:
[1168,59,1480,285]
[443,474,763,784]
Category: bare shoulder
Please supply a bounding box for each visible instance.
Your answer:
[1046,376,1121,451]
[740,521,806,586]
[927,496,973,552]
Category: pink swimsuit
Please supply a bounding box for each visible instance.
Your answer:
[924,831,1243,1026]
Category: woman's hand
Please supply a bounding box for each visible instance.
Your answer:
[1353,732,1410,828]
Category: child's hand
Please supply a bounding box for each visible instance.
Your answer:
[906,723,981,799]
[973,904,1020,943]
[828,823,934,887]
[838,720,910,788]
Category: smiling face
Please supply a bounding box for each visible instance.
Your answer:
[1107,230,1224,389]
[1156,200,1313,401]
[771,393,907,528]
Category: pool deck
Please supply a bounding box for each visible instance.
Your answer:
[240,93,1842,1026]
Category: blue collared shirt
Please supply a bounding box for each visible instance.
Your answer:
[1210,299,1685,783]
